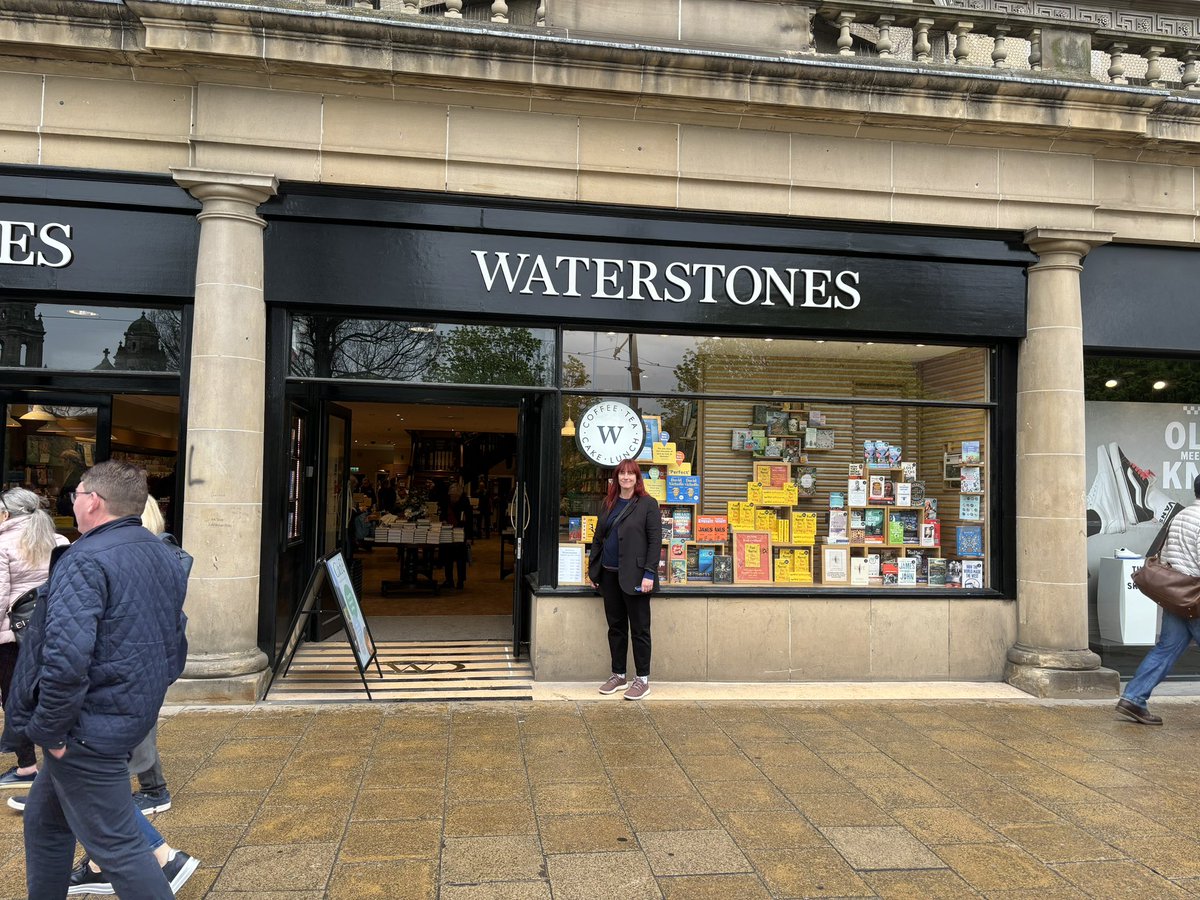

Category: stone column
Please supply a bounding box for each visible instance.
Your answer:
[1005,228,1119,698]
[169,168,279,703]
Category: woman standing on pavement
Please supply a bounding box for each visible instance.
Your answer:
[588,458,662,700]
[0,488,67,789]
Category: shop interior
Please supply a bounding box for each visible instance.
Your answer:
[339,401,519,642]
[2,395,181,536]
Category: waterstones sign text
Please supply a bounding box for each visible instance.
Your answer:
[471,251,862,309]
[0,221,73,268]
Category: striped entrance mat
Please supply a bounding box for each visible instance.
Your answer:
[265,639,532,703]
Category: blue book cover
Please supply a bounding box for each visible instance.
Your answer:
[667,475,701,503]
[956,526,984,557]
[696,547,714,581]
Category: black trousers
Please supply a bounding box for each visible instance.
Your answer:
[26,739,174,899]
[442,544,467,587]
[0,643,35,769]
[600,568,652,678]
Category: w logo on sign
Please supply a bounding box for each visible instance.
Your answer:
[597,425,624,444]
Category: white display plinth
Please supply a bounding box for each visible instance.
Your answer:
[1097,556,1160,646]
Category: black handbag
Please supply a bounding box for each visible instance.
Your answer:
[9,585,39,645]
[1131,510,1200,619]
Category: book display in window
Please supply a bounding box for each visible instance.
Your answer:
[959,466,982,494]
[956,526,984,557]
[820,545,849,584]
[962,559,985,588]
[733,531,773,584]
[827,446,944,584]
[712,555,734,584]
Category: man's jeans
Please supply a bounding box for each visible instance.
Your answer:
[1122,610,1200,707]
[25,739,172,900]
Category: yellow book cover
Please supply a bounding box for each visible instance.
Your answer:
[791,512,817,545]
[746,481,764,504]
[581,516,597,543]
[776,520,790,544]
[755,509,777,532]
[644,479,667,503]
[775,554,793,581]
[667,462,691,476]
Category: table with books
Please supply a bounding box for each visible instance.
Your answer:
[371,521,466,595]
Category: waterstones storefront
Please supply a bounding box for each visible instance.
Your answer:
[261,185,1033,684]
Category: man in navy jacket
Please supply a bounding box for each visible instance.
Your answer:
[8,461,188,899]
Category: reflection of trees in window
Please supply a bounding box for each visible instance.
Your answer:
[430,325,552,386]
[289,316,439,380]
[143,309,183,372]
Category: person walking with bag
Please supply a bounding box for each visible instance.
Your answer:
[1118,473,1200,725]
[588,458,662,700]
[0,489,67,790]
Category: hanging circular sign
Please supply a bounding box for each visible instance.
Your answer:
[576,401,646,467]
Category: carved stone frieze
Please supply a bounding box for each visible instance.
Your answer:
[938,0,1200,42]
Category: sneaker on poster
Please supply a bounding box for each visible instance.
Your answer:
[133,788,171,814]
[1108,443,1156,524]
[162,850,200,894]
[67,857,113,896]
[1087,445,1128,536]
[0,766,35,789]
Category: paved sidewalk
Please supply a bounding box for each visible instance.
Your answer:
[0,695,1197,898]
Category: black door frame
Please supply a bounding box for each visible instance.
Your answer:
[260,374,557,663]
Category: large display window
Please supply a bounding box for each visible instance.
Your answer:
[560,332,993,590]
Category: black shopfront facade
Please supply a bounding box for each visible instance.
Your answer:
[0,167,196,536]
[259,184,1030,669]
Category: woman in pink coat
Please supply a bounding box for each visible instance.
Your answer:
[0,487,68,788]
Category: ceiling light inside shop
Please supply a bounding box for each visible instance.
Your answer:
[67,309,99,317]
[19,405,56,422]
[1105,379,1119,388]
[1153,380,1168,390]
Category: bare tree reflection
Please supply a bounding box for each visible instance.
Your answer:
[290,316,440,379]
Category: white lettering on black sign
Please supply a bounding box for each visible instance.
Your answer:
[471,250,860,310]
[0,222,73,268]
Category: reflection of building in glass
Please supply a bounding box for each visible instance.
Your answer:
[0,302,45,368]
[93,312,168,372]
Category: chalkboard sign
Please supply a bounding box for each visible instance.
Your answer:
[267,550,382,699]
[324,550,376,671]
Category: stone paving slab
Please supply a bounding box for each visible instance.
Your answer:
[2,698,1200,897]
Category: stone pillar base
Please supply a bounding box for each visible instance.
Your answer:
[1004,644,1119,698]
[166,668,271,705]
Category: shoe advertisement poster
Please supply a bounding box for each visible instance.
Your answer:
[1085,402,1197,647]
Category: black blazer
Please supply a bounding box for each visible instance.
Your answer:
[588,495,663,595]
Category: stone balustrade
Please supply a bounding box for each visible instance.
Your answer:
[147,0,1200,92]
[812,1,1198,90]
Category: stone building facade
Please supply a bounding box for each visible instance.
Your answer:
[3,0,1200,700]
